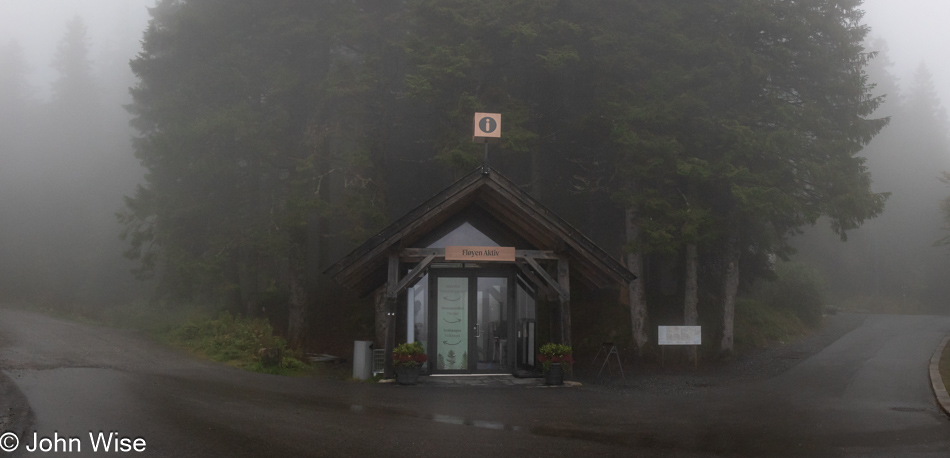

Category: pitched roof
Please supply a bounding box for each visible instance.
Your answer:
[325,167,635,296]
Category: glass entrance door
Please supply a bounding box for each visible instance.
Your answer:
[476,277,508,371]
[430,271,514,374]
[434,277,469,372]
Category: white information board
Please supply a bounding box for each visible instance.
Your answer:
[658,326,701,346]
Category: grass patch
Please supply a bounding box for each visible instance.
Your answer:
[166,314,313,376]
[3,302,319,377]
[6,301,209,335]
[734,298,809,349]
[832,294,931,315]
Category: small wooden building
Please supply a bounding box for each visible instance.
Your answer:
[326,167,635,376]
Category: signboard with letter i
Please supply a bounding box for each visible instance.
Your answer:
[473,112,501,143]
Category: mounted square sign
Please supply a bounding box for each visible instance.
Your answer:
[473,113,501,143]
[445,246,515,262]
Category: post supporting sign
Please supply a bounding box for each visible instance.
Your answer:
[658,326,702,368]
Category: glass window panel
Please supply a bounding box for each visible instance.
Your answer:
[477,277,507,370]
[407,273,428,349]
[427,222,499,248]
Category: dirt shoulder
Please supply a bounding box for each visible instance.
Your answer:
[0,369,33,448]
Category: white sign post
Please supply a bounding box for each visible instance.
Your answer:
[658,326,701,368]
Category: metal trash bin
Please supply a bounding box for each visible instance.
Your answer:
[353,340,373,380]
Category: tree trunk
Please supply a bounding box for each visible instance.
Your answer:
[557,256,571,348]
[287,249,308,349]
[684,243,699,363]
[720,233,740,359]
[684,243,699,326]
[374,286,388,349]
[625,206,649,357]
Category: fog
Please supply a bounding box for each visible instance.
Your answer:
[0,0,152,305]
[1,0,950,314]
[863,0,950,104]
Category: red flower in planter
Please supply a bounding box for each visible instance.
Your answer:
[393,342,427,368]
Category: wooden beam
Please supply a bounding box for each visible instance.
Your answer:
[391,253,435,297]
[516,249,558,260]
[523,255,568,299]
[384,253,399,378]
[374,286,387,349]
[400,247,444,261]
[335,187,478,279]
[386,253,400,298]
[515,259,557,299]
[400,247,556,262]
[476,192,558,248]
[558,256,572,348]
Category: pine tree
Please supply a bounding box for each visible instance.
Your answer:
[50,15,100,148]
[120,0,394,347]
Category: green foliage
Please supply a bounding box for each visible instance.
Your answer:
[169,313,311,375]
[403,0,586,173]
[116,0,890,355]
[538,343,573,371]
[750,262,826,327]
[538,343,572,358]
[121,0,390,307]
[174,314,281,354]
[733,298,807,349]
[392,341,427,369]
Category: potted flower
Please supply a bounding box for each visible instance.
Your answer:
[538,343,574,386]
[393,341,427,385]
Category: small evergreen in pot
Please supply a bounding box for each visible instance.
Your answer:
[538,343,573,385]
[393,342,427,385]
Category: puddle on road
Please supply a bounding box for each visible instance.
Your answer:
[891,406,927,413]
[346,404,521,432]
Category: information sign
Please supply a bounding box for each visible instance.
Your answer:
[473,112,501,143]
[658,326,702,346]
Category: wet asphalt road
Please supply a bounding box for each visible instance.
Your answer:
[1,308,949,457]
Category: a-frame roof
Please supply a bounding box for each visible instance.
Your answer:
[325,167,635,297]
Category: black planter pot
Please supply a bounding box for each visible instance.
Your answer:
[545,363,564,385]
[396,364,420,385]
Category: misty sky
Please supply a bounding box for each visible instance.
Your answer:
[1,0,949,114]
[0,0,151,100]
[863,0,950,100]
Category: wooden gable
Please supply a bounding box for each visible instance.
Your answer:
[325,168,635,297]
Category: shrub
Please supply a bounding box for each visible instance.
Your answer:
[752,262,825,326]
[392,341,427,368]
[169,314,302,374]
[537,343,574,371]
[734,298,807,348]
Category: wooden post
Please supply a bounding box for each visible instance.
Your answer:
[384,253,399,378]
[374,287,387,349]
[558,256,571,348]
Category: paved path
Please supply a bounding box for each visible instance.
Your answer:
[1,308,949,457]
